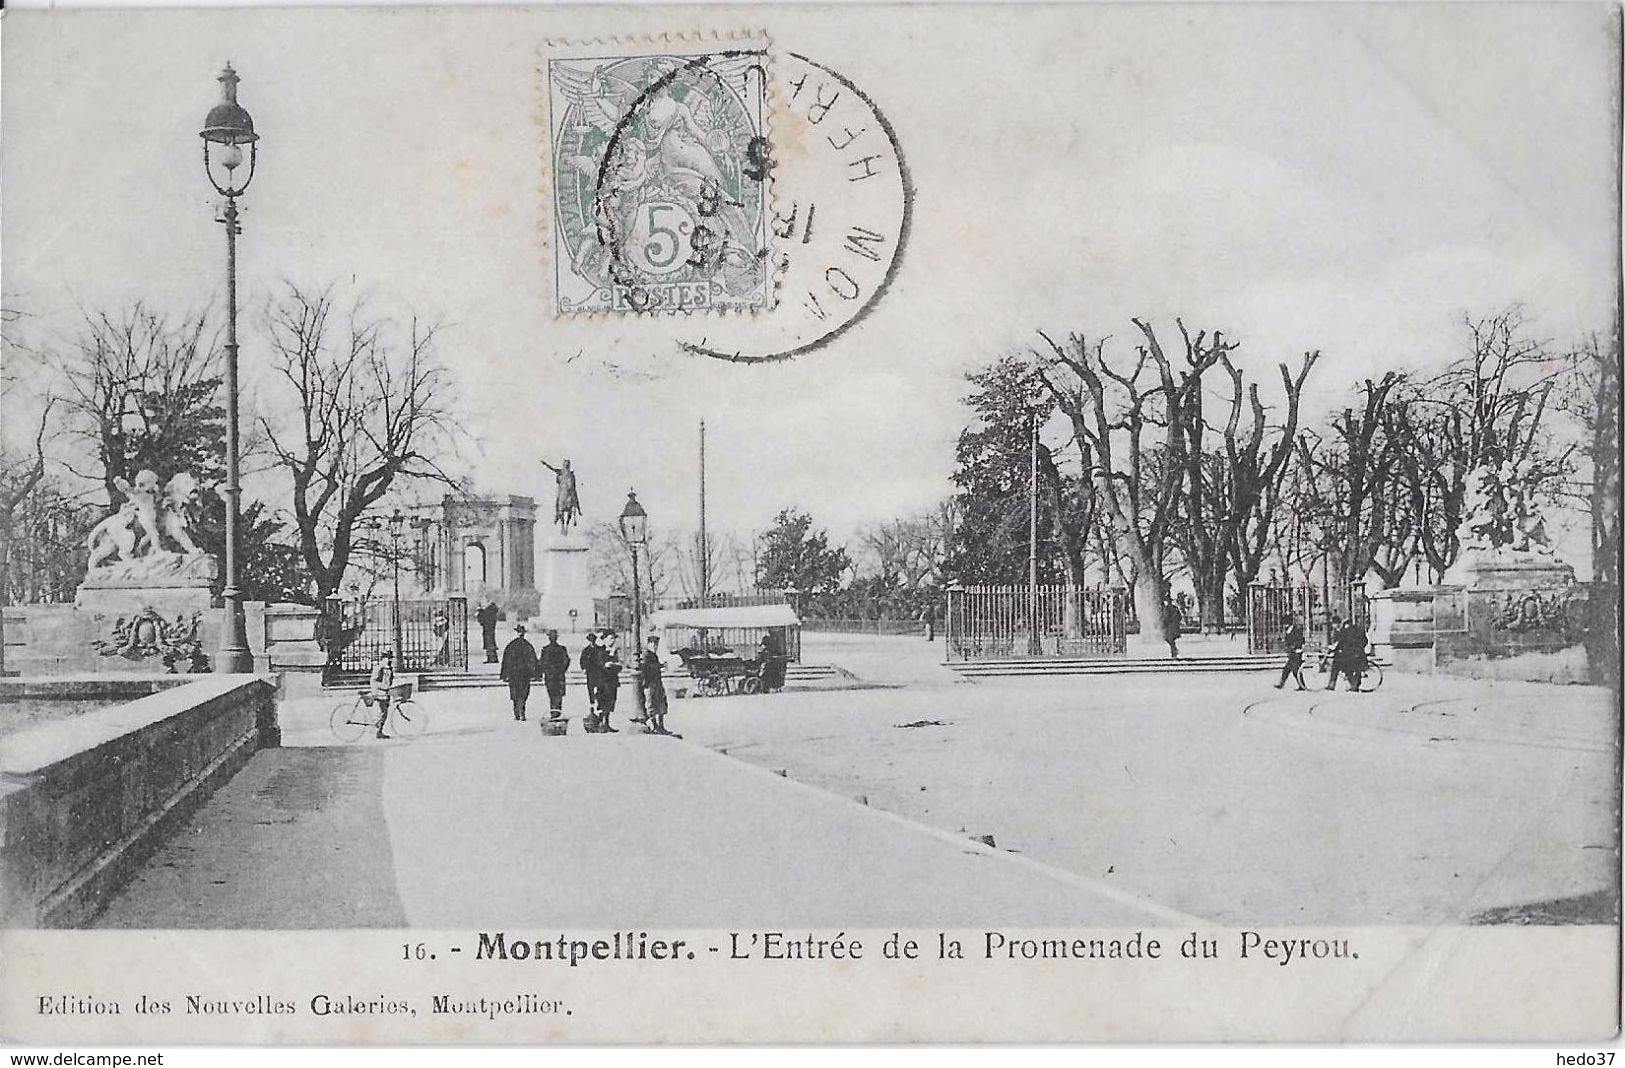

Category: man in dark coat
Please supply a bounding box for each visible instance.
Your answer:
[640,635,669,734]
[755,633,786,693]
[538,629,571,720]
[597,632,623,732]
[476,601,500,664]
[1326,617,1370,692]
[499,623,538,721]
[1274,613,1308,691]
[579,631,605,731]
[1161,596,1182,659]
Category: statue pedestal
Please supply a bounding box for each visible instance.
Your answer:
[536,534,595,633]
[75,553,218,615]
[1441,548,1575,591]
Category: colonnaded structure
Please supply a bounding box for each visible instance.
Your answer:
[402,493,541,618]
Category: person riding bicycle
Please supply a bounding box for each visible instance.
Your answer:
[367,652,395,739]
[1325,617,1371,693]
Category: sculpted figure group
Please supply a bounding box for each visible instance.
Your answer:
[1458,459,1555,556]
[85,469,206,568]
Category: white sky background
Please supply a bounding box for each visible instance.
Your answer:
[3,3,1618,547]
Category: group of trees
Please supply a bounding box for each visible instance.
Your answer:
[945,306,1610,644]
[576,304,1612,652]
[0,284,465,611]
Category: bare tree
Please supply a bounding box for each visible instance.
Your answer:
[1169,347,1319,626]
[1033,320,1233,641]
[587,519,675,602]
[259,284,464,601]
[1392,308,1573,577]
[55,303,223,502]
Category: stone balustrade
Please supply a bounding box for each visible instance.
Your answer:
[0,674,278,927]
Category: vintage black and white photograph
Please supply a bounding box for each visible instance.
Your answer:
[0,0,1619,1046]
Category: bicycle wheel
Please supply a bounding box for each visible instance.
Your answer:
[330,699,369,743]
[391,698,427,740]
[1366,662,1385,690]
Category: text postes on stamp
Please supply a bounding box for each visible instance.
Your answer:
[546,37,774,315]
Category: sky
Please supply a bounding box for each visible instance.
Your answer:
[3,2,1618,547]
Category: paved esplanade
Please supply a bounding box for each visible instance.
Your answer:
[94,692,1179,928]
[94,652,1615,929]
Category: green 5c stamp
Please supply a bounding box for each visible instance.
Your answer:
[545,37,774,314]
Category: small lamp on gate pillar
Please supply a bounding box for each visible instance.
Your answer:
[200,63,260,674]
[618,491,649,718]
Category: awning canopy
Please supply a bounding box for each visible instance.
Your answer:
[647,604,802,630]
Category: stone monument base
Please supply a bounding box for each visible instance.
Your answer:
[75,553,218,616]
[1371,548,1588,684]
[537,533,596,633]
[1441,548,1575,591]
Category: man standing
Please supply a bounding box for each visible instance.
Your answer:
[1161,595,1182,659]
[476,601,500,664]
[579,631,604,731]
[1274,613,1308,691]
[539,629,572,721]
[640,635,671,734]
[597,632,623,733]
[367,651,395,740]
[499,623,538,721]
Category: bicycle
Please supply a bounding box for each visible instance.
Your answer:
[330,681,427,742]
[1310,647,1385,692]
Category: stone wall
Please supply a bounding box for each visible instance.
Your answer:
[0,674,278,927]
[3,603,268,677]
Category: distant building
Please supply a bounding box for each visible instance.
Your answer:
[403,493,540,617]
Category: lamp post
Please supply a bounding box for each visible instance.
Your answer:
[411,515,437,591]
[618,490,648,720]
[200,63,260,674]
[388,509,405,671]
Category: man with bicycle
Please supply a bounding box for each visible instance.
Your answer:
[1326,616,1371,693]
[367,651,395,739]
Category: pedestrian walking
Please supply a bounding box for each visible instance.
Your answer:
[500,623,538,721]
[640,635,670,734]
[1274,613,1308,690]
[597,631,623,733]
[366,651,395,740]
[1162,595,1182,659]
[476,601,500,664]
[539,629,571,720]
[1325,616,1370,692]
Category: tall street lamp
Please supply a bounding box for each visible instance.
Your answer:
[388,509,405,671]
[359,508,407,671]
[618,490,648,720]
[200,62,260,674]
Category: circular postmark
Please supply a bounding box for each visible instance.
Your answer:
[553,49,775,314]
[675,52,912,362]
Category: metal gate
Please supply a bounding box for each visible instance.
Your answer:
[1246,583,1368,654]
[945,585,1127,661]
[320,596,468,674]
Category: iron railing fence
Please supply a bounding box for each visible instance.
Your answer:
[945,585,1128,661]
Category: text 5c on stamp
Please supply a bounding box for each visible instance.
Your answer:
[544,35,775,315]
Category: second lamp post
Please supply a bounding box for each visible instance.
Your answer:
[618,490,648,719]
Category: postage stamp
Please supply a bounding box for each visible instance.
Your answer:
[543,35,775,314]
